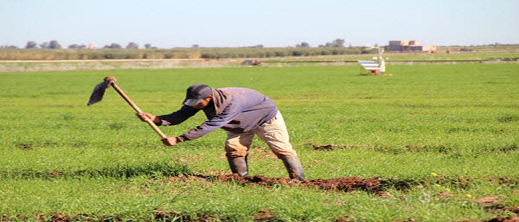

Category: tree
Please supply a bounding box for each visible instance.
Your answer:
[126,42,139,49]
[49,40,62,49]
[331,39,345,47]
[249,44,263,48]
[26,41,37,49]
[68,44,80,49]
[104,43,122,49]
[296,42,310,47]
[320,39,345,48]
[40,42,49,49]
[144,43,152,49]
[0,45,18,49]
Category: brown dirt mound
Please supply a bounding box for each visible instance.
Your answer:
[33,211,223,222]
[213,174,392,193]
[2,206,518,222]
[153,174,516,195]
[459,206,519,222]
[313,144,337,150]
[29,209,274,222]
[252,209,277,221]
[153,209,220,222]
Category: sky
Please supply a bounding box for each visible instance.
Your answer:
[1,0,518,48]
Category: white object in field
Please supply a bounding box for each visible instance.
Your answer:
[379,56,385,72]
[377,47,386,73]
[358,46,386,74]
[358,60,380,70]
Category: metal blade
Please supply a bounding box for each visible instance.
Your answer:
[87,81,110,106]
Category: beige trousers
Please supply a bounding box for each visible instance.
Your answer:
[224,111,297,158]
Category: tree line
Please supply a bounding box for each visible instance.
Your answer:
[2,40,156,49]
[0,39,351,50]
[0,39,377,60]
[0,47,375,60]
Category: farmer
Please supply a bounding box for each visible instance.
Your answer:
[137,84,305,180]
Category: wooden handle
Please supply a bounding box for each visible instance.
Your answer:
[110,82,167,139]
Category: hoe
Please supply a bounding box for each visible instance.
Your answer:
[87,77,167,139]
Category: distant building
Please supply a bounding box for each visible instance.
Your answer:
[88,44,95,49]
[388,40,436,52]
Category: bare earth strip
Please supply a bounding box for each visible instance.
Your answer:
[0,59,244,72]
[1,58,517,72]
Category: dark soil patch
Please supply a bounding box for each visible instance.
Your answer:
[2,206,518,222]
[405,144,450,153]
[459,206,519,222]
[312,144,340,150]
[429,176,518,189]
[475,196,500,207]
[497,115,519,123]
[17,142,33,150]
[208,174,412,194]
[2,209,277,222]
[40,213,97,222]
[490,144,518,153]
[311,143,517,154]
[16,141,85,150]
[168,174,517,194]
[153,209,221,222]
[252,209,277,221]
[336,215,353,222]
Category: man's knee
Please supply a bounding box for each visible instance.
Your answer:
[263,139,297,158]
[272,149,298,159]
[224,143,249,157]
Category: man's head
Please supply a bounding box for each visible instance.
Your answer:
[183,84,213,109]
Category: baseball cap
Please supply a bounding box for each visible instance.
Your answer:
[183,84,212,106]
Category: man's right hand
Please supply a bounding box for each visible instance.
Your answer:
[136,112,160,124]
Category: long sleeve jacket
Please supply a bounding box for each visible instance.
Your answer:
[157,87,278,141]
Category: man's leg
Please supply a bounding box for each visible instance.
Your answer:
[255,111,305,180]
[225,131,255,176]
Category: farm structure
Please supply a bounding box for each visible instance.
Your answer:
[388,40,437,52]
[358,46,386,75]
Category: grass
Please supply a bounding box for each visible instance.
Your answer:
[0,63,518,221]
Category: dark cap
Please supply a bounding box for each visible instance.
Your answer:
[183,84,212,106]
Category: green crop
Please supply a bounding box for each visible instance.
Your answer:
[0,63,517,221]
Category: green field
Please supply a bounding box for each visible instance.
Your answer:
[0,63,518,221]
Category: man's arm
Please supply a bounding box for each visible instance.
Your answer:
[135,106,200,146]
[178,102,243,142]
[137,105,200,126]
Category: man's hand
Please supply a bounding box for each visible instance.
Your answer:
[136,112,160,124]
[161,137,178,146]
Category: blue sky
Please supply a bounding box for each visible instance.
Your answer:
[1,0,518,48]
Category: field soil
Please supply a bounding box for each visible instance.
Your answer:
[160,174,415,195]
[214,174,389,193]
[4,206,517,222]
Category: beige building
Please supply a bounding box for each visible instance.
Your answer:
[388,40,436,52]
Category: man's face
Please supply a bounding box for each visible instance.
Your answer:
[193,96,212,109]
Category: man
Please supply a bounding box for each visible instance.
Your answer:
[137,84,305,180]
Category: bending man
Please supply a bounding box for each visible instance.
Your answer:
[137,84,305,180]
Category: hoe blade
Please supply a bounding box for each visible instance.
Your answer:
[87,81,110,106]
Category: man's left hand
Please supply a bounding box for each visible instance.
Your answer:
[161,137,178,146]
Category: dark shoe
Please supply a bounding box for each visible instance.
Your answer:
[227,156,248,177]
[280,156,305,180]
